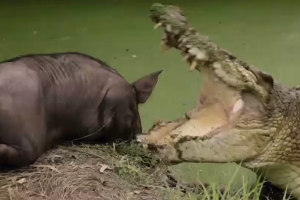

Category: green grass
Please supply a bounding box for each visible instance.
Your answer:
[1,0,300,197]
[109,143,291,199]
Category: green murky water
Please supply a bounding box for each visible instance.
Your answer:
[1,0,300,189]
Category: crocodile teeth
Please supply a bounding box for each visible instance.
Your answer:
[183,54,190,61]
[188,47,199,55]
[188,48,206,60]
[166,24,172,32]
[161,41,171,52]
[154,22,162,29]
[196,52,207,60]
[162,45,171,52]
[178,42,184,48]
[190,60,198,71]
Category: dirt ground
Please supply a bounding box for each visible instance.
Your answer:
[0,143,173,200]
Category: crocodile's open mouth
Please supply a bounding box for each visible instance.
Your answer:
[137,3,276,165]
[139,66,246,146]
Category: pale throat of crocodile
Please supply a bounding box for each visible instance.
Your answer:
[190,67,244,127]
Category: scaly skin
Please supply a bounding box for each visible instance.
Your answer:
[139,3,300,199]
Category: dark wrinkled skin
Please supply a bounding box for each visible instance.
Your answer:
[0,52,162,169]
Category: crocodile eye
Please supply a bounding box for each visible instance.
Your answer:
[260,71,274,88]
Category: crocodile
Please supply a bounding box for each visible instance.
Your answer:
[138,3,300,200]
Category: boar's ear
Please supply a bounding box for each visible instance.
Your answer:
[132,70,163,104]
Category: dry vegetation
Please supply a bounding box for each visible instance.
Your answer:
[0,142,286,200]
[0,143,167,200]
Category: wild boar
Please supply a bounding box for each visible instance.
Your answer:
[0,52,162,168]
